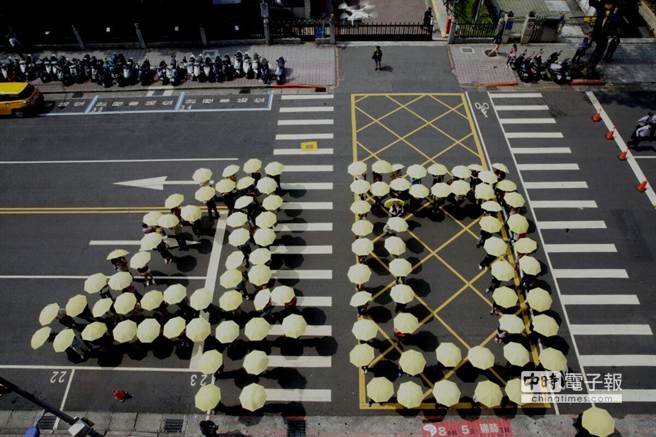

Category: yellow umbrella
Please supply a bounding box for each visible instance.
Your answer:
[527,288,552,312]
[255,211,277,229]
[390,284,414,304]
[129,251,151,269]
[113,320,137,344]
[450,180,470,196]
[350,291,372,307]
[81,322,107,342]
[140,232,163,251]
[264,161,284,176]
[351,238,374,257]
[194,350,223,375]
[492,286,518,309]
[350,200,371,215]
[468,163,483,172]
[431,182,451,199]
[271,285,295,306]
[215,320,240,344]
[428,162,448,176]
[92,298,113,318]
[519,256,541,276]
[190,287,213,311]
[219,290,243,311]
[240,383,267,412]
[65,294,87,317]
[195,186,216,203]
[108,271,132,291]
[468,346,495,370]
[539,347,567,371]
[192,168,213,185]
[390,177,410,192]
[141,290,164,311]
[186,317,212,342]
[350,179,370,195]
[164,284,187,305]
[475,183,496,201]
[114,293,137,315]
[106,248,129,261]
[165,193,185,209]
[142,211,162,226]
[370,181,390,197]
[474,380,503,408]
[385,236,406,256]
[496,179,517,192]
[227,211,248,228]
[409,184,429,199]
[384,198,404,209]
[254,288,271,311]
[352,319,378,341]
[219,269,243,289]
[393,312,419,334]
[195,384,221,411]
[215,178,236,194]
[31,326,51,350]
[248,264,272,286]
[137,319,161,343]
[349,343,375,367]
[228,228,250,247]
[479,216,502,234]
[582,406,615,437]
[505,378,523,405]
[243,350,269,375]
[348,264,371,285]
[282,314,307,338]
[514,237,538,254]
[234,195,254,210]
[397,381,424,409]
[389,258,412,277]
[372,160,392,174]
[262,195,284,211]
[493,162,510,174]
[348,161,367,177]
[399,350,426,375]
[158,213,180,229]
[407,164,427,179]
[84,272,108,294]
[236,176,255,191]
[367,377,394,403]
[253,228,276,247]
[435,342,462,367]
[222,164,240,178]
[249,248,272,266]
[245,317,271,341]
[503,342,530,367]
[351,219,373,237]
[490,259,515,281]
[163,316,186,339]
[386,217,408,233]
[484,236,508,257]
[499,315,525,334]
[451,165,471,180]
[478,170,498,185]
[53,329,75,352]
[481,200,502,213]
[433,380,461,407]
[507,214,529,234]
[244,158,262,173]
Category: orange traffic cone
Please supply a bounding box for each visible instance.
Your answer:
[618,150,628,161]
[592,111,602,122]
[606,129,615,140]
[636,180,648,192]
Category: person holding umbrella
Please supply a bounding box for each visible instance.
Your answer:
[107,249,129,272]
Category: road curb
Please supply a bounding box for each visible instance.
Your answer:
[37,82,333,95]
[484,80,518,87]
[571,79,606,86]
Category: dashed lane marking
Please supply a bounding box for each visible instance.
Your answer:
[560,294,640,305]
[570,324,653,335]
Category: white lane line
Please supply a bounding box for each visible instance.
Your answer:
[0,275,206,280]
[512,147,572,155]
[524,181,587,189]
[499,118,556,124]
[580,355,656,366]
[553,269,629,278]
[274,148,334,155]
[295,296,332,307]
[561,294,640,305]
[52,368,76,431]
[268,325,332,336]
[537,220,607,229]
[282,202,333,210]
[264,389,331,402]
[276,133,334,140]
[531,200,597,208]
[593,390,656,402]
[570,324,653,335]
[0,364,196,372]
[283,165,333,172]
[270,245,333,255]
[274,223,333,232]
[268,355,332,367]
[0,157,238,165]
[505,132,564,139]
[272,270,332,280]
[89,239,200,247]
[163,89,173,96]
[281,182,333,190]
[633,156,656,159]
[544,243,617,253]
[277,119,334,126]
[489,93,543,98]
[279,106,334,113]
[493,105,550,111]
[517,163,579,171]
[281,94,334,100]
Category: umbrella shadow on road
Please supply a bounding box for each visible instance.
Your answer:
[366,304,393,323]
[404,330,439,352]
[173,255,198,272]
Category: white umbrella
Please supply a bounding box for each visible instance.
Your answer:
[227,211,248,228]
[108,271,132,291]
[431,182,451,199]
[243,350,269,375]
[129,251,151,269]
[65,294,87,317]
[349,343,375,367]
[492,162,509,174]
[255,211,277,229]
[248,264,272,287]
[433,380,461,407]
[193,349,223,375]
[282,314,307,338]
[507,214,529,234]
[219,270,243,289]
[348,264,371,284]
[427,163,448,176]
[350,179,370,195]
[236,176,255,191]
[478,170,497,185]
[352,319,378,341]
[348,161,367,177]
[106,248,129,261]
[450,180,470,196]
[399,349,426,375]
[479,216,502,234]
[192,168,213,185]
[350,200,371,215]
[222,164,240,178]
[244,317,271,341]
[181,205,202,223]
[186,317,212,342]
[519,256,541,276]
[384,236,406,256]
[81,322,107,342]
[468,346,495,370]
[386,216,408,233]
[113,293,137,315]
[481,200,502,213]
[372,160,392,175]
[271,285,295,306]
[53,329,75,352]
[397,381,424,409]
[474,380,503,408]
[264,161,284,176]
[140,232,163,251]
[240,383,267,412]
[140,290,164,311]
[451,165,471,180]
[468,163,483,173]
[215,178,236,194]
[234,195,254,210]
[407,164,427,179]
[163,317,186,339]
[262,195,283,211]
[84,272,108,294]
[349,291,372,307]
[218,290,243,311]
[249,248,272,265]
[256,176,278,195]
[491,259,515,282]
[496,179,517,192]
[113,320,137,344]
[137,319,161,343]
[39,303,60,326]
[390,177,411,192]
[225,250,245,270]
[244,158,262,174]
[195,384,221,411]
[253,228,276,247]
[190,287,213,311]
[435,342,462,367]
[158,213,180,229]
[92,298,113,318]
[31,326,52,350]
[215,320,240,343]
[195,186,216,203]
[409,184,429,199]
[228,228,250,247]
[142,211,162,226]
[390,284,414,304]
[254,288,272,311]
[475,183,496,201]
[352,238,374,257]
[165,193,185,209]
[163,284,187,305]
[389,258,412,277]
[370,181,390,197]
[351,219,373,237]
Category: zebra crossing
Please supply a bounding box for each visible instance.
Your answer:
[488,92,656,404]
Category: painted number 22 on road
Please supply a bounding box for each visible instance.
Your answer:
[50,370,67,384]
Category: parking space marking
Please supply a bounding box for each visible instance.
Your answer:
[570,324,653,335]
[560,294,640,305]
[544,243,617,253]
[553,269,629,278]
[52,369,75,431]
[537,220,607,229]
[524,181,587,189]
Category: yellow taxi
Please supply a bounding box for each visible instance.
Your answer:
[0,82,43,117]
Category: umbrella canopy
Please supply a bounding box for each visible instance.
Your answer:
[351,219,374,237]
[236,176,255,191]
[249,248,272,266]
[234,195,254,210]
[194,384,221,411]
[220,270,243,289]
[141,290,164,311]
[244,317,271,341]
[507,214,529,234]
[53,329,75,352]
[394,312,419,334]
[475,183,496,201]
[399,350,426,375]
[384,198,404,209]
[271,285,295,306]
[495,179,517,192]
[255,211,277,229]
[352,238,374,257]
[350,200,372,215]
[349,343,375,367]
[248,264,272,286]
[31,326,52,350]
[481,200,502,213]
[190,287,213,311]
[514,237,538,254]
[397,381,424,409]
[527,288,552,312]
[108,271,132,291]
[215,320,240,344]
[499,315,525,334]
[386,216,408,233]
[84,272,108,294]
[450,180,470,196]
[390,177,411,192]
[431,182,451,198]
[137,318,161,343]
[225,250,245,270]
[468,346,495,370]
[106,248,129,261]
[81,322,107,342]
[367,377,394,403]
[390,284,414,304]
[92,298,113,318]
[254,228,276,247]
[349,291,372,307]
[389,258,412,277]
[163,317,186,339]
[435,342,462,367]
[227,211,248,228]
[503,342,530,367]
[478,170,498,185]
[240,383,267,412]
[129,251,151,270]
[222,164,240,178]
[262,195,284,211]
[244,158,262,174]
[433,380,461,407]
[219,290,243,312]
[504,192,525,209]
[407,164,427,179]
[282,314,307,338]
[140,232,163,251]
[539,347,567,371]
[352,319,378,341]
[264,161,284,176]
[194,349,223,375]
[492,162,510,174]
[484,236,508,257]
[165,193,185,209]
[474,380,503,408]
[491,259,515,282]
[505,378,523,405]
[479,216,502,234]
[163,284,187,305]
[142,211,162,227]
[243,350,269,375]
[348,264,371,285]
[451,165,471,180]
[192,168,213,185]
[350,179,370,195]
[519,256,541,276]
[215,178,236,194]
[186,317,212,342]
[582,407,615,437]
[65,294,87,317]
[113,320,137,344]
[391,163,405,173]
[348,161,367,177]
[468,163,483,172]
[370,181,390,197]
[428,162,448,176]
[181,204,202,222]
[114,293,137,315]
[372,160,392,174]
[492,286,518,309]
[409,184,429,199]
[228,228,250,247]
[254,288,272,311]
[195,186,216,203]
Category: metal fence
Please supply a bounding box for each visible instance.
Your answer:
[270,20,328,41]
[335,22,433,41]
[454,22,498,39]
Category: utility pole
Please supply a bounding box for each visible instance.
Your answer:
[0,376,103,437]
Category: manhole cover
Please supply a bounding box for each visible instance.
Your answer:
[460,47,474,54]
[163,418,184,433]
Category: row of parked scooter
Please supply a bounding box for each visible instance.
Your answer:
[510,49,580,84]
[0,52,287,87]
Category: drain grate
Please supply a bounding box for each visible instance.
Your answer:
[163,418,184,433]
[460,47,474,54]
[37,415,56,430]
[287,419,306,437]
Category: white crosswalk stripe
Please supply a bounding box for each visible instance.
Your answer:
[517,163,579,171]
[281,94,334,100]
[276,133,334,140]
[570,324,653,335]
[505,132,564,139]
[281,182,333,190]
[512,147,571,154]
[544,243,617,253]
[524,181,587,189]
[537,220,606,229]
[532,200,597,208]
[560,294,640,305]
[499,118,556,124]
[274,148,334,155]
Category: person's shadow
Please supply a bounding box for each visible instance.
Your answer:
[380,65,393,72]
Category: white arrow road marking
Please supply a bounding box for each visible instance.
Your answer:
[114,176,198,191]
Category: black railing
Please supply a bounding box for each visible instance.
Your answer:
[271,20,327,41]
[336,22,432,41]
[454,22,497,39]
